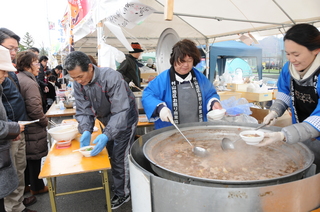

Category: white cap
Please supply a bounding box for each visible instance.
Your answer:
[0,45,16,72]
[147,58,153,65]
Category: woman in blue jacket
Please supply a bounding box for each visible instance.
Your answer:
[142,39,223,129]
[260,24,320,171]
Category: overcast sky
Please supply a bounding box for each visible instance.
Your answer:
[0,0,67,48]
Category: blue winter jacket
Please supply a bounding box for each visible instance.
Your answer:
[1,72,26,122]
[142,68,220,129]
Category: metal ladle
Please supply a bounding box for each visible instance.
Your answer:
[170,119,208,157]
[221,123,268,151]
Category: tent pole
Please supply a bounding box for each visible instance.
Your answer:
[97,21,103,67]
[205,39,210,79]
[153,11,290,26]
[164,0,174,21]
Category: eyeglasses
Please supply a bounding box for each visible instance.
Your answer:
[32,62,40,66]
[1,45,19,53]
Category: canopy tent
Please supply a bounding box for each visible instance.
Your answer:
[59,0,320,81]
[203,40,262,81]
[69,0,320,54]
[226,58,253,77]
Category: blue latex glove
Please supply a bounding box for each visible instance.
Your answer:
[91,134,109,156]
[80,131,91,148]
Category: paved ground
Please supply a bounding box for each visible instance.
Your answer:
[24,171,132,212]
[24,116,133,212]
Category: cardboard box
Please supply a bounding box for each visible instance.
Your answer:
[250,107,292,127]
[218,91,242,101]
[240,92,273,102]
[226,83,249,92]
[140,73,157,82]
[272,89,278,99]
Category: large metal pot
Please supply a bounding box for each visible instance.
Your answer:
[143,122,314,188]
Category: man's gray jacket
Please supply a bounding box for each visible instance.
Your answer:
[73,65,138,141]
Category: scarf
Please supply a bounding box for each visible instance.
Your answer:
[290,53,320,80]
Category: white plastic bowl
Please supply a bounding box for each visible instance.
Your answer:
[48,124,78,141]
[56,139,72,148]
[207,109,226,121]
[240,130,264,145]
[79,146,95,157]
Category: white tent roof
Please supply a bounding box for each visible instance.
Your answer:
[72,0,320,55]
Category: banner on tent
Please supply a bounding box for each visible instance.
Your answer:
[106,2,155,29]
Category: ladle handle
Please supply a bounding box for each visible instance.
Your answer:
[254,123,267,130]
[133,85,143,91]
[170,120,194,147]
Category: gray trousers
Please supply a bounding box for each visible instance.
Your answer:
[4,133,26,212]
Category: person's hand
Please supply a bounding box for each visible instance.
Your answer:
[129,81,135,87]
[159,107,173,123]
[44,86,49,93]
[12,135,21,141]
[147,75,155,82]
[256,132,285,146]
[19,124,25,132]
[211,101,223,110]
[90,134,108,156]
[263,110,278,126]
[80,131,91,148]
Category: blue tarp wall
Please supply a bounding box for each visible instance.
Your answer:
[202,40,263,82]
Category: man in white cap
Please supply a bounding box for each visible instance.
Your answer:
[117,42,144,91]
[0,45,25,212]
[0,28,37,212]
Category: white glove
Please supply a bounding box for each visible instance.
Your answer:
[129,81,135,87]
[159,107,173,123]
[263,110,278,126]
[256,132,285,146]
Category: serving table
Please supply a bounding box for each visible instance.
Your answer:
[39,119,112,212]
[45,102,76,145]
[45,102,76,118]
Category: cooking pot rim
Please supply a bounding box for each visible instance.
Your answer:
[143,124,315,185]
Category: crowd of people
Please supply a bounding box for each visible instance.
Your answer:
[0,28,66,212]
[0,23,320,211]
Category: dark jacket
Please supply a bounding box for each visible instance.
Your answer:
[17,71,48,160]
[117,54,141,91]
[46,82,56,100]
[37,64,48,89]
[1,72,26,122]
[74,65,138,140]
[50,69,62,88]
[0,84,19,199]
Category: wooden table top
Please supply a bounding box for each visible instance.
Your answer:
[39,119,110,178]
[45,102,76,118]
[137,114,154,127]
[46,101,153,128]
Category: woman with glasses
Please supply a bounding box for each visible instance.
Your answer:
[142,39,223,129]
[16,51,49,196]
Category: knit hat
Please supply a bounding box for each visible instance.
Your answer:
[0,45,16,72]
[129,42,144,53]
